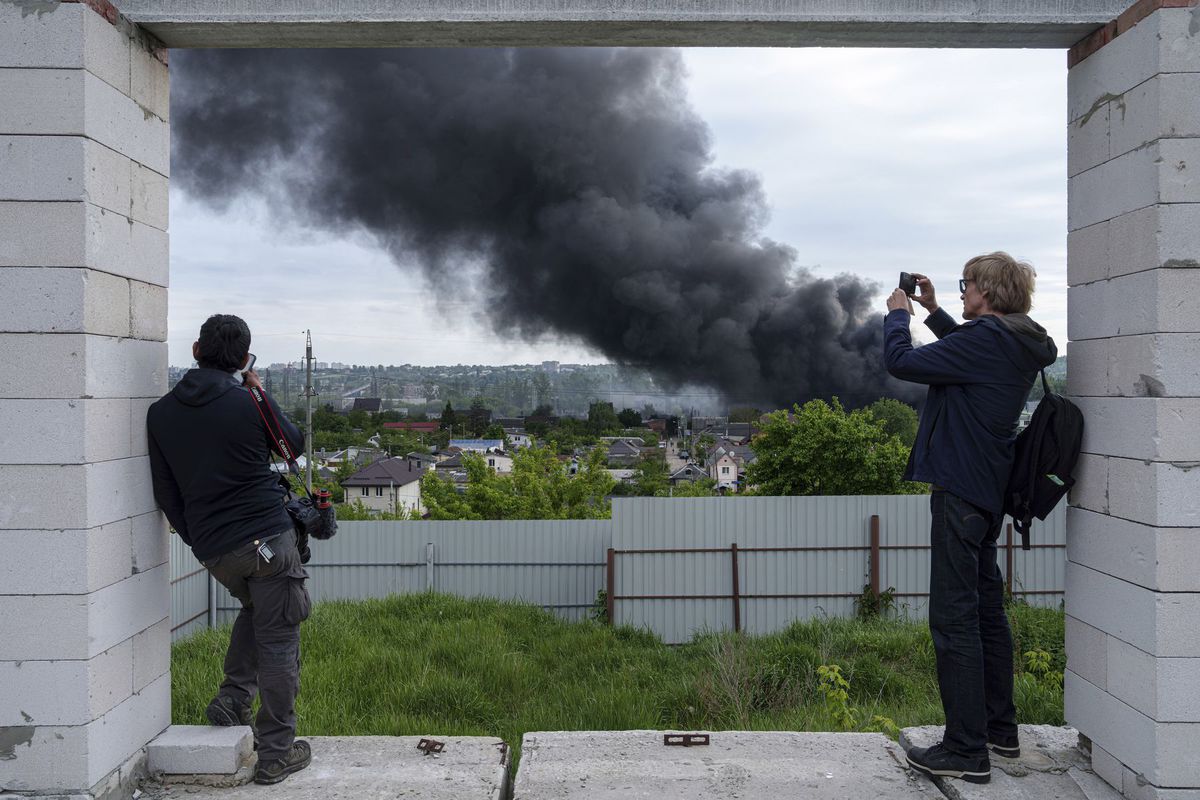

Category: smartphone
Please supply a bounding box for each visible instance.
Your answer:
[898,272,917,294]
[239,353,257,383]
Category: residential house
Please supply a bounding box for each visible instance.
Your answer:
[669,463,708,486]
[436,450,513,474]
[351,398,382,413]
[322,447,386,469]
[449,438,505,453]
[341,456,425,515]
[606,468,637,485]
[706,439,756,492]
[606,439,641,467]
[383,421,440,434]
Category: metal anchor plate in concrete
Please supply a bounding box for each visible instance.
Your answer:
[899,725,1122,800]
[143,736,510,799]
[513,730,940,799]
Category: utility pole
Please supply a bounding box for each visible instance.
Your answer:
[304,330,316,493]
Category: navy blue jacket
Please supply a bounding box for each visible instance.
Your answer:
[884,307,1057,514]
[147,368,304,561]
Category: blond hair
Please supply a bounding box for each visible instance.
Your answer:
[963,252,1036,314]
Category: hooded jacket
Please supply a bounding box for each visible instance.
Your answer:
[884,307,1058,514]
[147,368,304,561]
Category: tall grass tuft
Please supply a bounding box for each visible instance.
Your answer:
[172,594,1064,765]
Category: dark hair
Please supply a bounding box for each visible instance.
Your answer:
[196,314,251,371]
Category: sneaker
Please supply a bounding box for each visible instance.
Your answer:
[906,742,991,784]
[205,695,258,749]
[988,736,1021,759]
[254,740,312,785]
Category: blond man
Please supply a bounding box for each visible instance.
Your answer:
[883,253,1058,784]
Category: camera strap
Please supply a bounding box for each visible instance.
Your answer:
[247,386,315,500]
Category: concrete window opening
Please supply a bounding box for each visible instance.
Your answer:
[1,1,1197,796]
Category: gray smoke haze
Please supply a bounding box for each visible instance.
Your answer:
[171,48,918,408]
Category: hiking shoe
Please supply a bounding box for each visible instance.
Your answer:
[254,740,312,785]
[205,695,258,749]
[906,743,991,784]
[988,736,1021,759]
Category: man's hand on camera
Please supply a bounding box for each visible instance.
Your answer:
[887,288,914,314]
[243,370,264,391]
[909,273,939,313]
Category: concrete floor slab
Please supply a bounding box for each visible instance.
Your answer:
[899,725,1121,800]
[513,730,940,799]
[142,736,509,799]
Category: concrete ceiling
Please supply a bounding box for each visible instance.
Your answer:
[112,1,1128,49]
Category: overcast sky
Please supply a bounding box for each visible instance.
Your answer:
[168,47,1068,368]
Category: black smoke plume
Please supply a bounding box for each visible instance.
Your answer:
[171,48,916,408]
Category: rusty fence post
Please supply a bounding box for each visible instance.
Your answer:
[606,548,615,625]
[1005,523,1014,597]
[869,515,881,597]
[730,542,741,633]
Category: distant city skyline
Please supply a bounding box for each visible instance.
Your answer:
[170,47,1069,370]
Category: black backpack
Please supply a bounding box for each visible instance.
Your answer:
[1004,370,1084,550]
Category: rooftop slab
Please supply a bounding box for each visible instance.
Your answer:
[112,1,1126,49]
[512,730,939,799]
[141,736,509,799]
[900,725,1123,800]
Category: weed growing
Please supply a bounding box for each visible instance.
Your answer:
[171,594,1065,765]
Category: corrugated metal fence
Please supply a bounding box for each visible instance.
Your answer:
[171,496,1065,644]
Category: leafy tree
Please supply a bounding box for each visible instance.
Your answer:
[631,456,669,497]
[746,399,927,496]
[439,401,457,432]
[483,423,507,441]
[347,409,370,430]
[467,396,491,437]
[420,446,615,520]
[617,408,642,428]
[669,476,718,497]
[864,398,920,448]
[530,403,555,418]
[587,401,621,435]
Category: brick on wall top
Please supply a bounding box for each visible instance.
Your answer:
[1068,0,1199,68]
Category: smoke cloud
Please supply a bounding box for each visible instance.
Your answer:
[171,48,917,408]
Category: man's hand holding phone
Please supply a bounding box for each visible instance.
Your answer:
[240,353,263,390]
[908,273,939,313]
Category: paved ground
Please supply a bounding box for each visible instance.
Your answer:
[512,730,940,799]
[142,736,509,799]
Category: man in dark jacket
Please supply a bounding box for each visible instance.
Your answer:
[147,314,312,785]
[883,253,1057,784]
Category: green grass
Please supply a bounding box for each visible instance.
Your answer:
[171,594,1065,766]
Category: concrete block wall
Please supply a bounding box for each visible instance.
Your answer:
[1065,4,1200,797]
[0,2,170,796]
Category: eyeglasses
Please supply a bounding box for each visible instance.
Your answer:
[958,278,972,293]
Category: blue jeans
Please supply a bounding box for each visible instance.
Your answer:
[928,489,1018,757]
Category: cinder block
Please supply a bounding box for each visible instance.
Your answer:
[131,617,170,693]
[1068,506,1200,593]
[1067,218,1109,286]
[1068,141,1178,232]
[87,564,169,660]
[1089,740,1125,795]
[147,725,254,776]
[87,203,169,286]
[83,336,168,401]
[1106,636,1158,719]
[129,38,168,123]
[1110,203,1200,280]
[1111,73,1200,161]
[1066,613,1107,691]
[129,280,167,341]
[1069,452,1108,514]
[1065,338,1107,397]
[129,162,168,231]
[0,713,90,789]
[86,672,170,788]
[0,521,131,595]
[130,397,154,457]
[0,639,131,727]
[82,71,169,177]
[0,1,86,69]
[130,511,168,575]
[1067,8,1200,125]
[0,398,132,464]
[1109,334,1200,398]
[0,456,157,530]
[0,135,131,210]
[0,333,167,400]
[85,454,159,529]
[79,0,131,95]
[1067,561,1200,657]
[1068,99,1109,179]
[1068,269,1200,341]
[0,267,129,336]
[1108,456,1200,528]
[1075,396,1200,461]
[0,201,87,266]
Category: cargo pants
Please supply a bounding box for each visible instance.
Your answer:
[201,525,311,762]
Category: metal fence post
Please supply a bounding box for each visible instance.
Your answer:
[207,572,217,630]
[1005,523,1014,596]
[606,548,615,625]
[426,542,436,592]
[869,515,880,597]
[730,543,741,633]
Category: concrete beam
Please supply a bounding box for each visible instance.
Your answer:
[112,0,1127,48]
